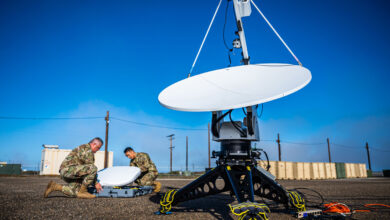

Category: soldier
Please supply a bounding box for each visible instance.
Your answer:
[124,147,161,192]
[43,137,104,199]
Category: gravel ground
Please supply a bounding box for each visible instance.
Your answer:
[0,176,389,219]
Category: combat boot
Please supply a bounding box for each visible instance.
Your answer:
[76,184,96,199]
[153,181,161,193]
[44,181,63,198]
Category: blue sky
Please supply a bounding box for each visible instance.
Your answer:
[0,0,389,172]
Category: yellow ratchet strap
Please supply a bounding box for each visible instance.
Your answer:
[288,190,306,212]
[159,189,177,214]
[229,202,270,220]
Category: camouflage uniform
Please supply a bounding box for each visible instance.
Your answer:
[59,144,97,197]
[130,152,158,186]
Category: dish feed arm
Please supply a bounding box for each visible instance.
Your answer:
[233,0,251,64]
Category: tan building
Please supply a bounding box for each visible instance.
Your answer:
[40,144,113,175]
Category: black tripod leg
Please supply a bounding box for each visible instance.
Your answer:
[224,165,244,203]
[247,166,255,202]
[224,165,257,203]
[158,166,229,214]
[251,167,290,207]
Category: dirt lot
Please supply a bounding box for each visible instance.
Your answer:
[0,176,389,219]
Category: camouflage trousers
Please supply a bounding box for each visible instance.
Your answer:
[135,171,158,186]
[59,164,97,197]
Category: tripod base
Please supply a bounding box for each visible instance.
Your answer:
[158,163,295,216]
[229,202,270,220]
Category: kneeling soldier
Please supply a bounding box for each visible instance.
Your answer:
[44,137,103,198]
[124,147,161,192]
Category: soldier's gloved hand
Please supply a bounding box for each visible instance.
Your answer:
[95,182,103,193]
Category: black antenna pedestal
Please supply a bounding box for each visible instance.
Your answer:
[157,110,297,218]
[157,141,292,218]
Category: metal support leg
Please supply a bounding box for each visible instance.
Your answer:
[158,166,229,214]
[157,164,291,214]
[252,166,290,207]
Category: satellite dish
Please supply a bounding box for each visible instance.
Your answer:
[158,63,311,112]
[97,166,141,186]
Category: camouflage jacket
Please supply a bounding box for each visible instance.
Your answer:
[130,152,158,174]
[59,144,96,171]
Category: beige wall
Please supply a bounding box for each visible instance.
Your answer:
[258,161,367,180]
[40,148,113,175]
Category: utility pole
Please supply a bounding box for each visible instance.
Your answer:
[327,138,332,163]
[277,133,281,161]
[208,123,211,168]
[167,134,175,173]
[104,111,109,168]
[186,136,188,172]
[366,142,372,171]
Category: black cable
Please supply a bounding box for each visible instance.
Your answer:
[215,110,233,124]
[243,105,261,119]
[290,187,325,208]
[228,110,246,137]
[242,107,247,116]
[211,109,233,137]
[261,149,270,171]
[222,0,230,50]
[222,0,233,67]
[257,148,270,171]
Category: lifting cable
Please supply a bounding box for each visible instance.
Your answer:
[188,0,303,77]
[250,0,302,66]
[188,0,223,77]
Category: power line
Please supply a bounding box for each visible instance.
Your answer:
[330,143,361,150]
[260,139,325,146]
[260,139,274,142]
[0,116,103,120]
[331,143,390,153]
[0,115,207,131]
[2,116,389,153]
[261,139,390,153]
[111,117,207,131]
[370,147,390,153]
[282,141,325,146]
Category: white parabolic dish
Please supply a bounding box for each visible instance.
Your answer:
[158,63,311,112]
[97,166,141,186]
